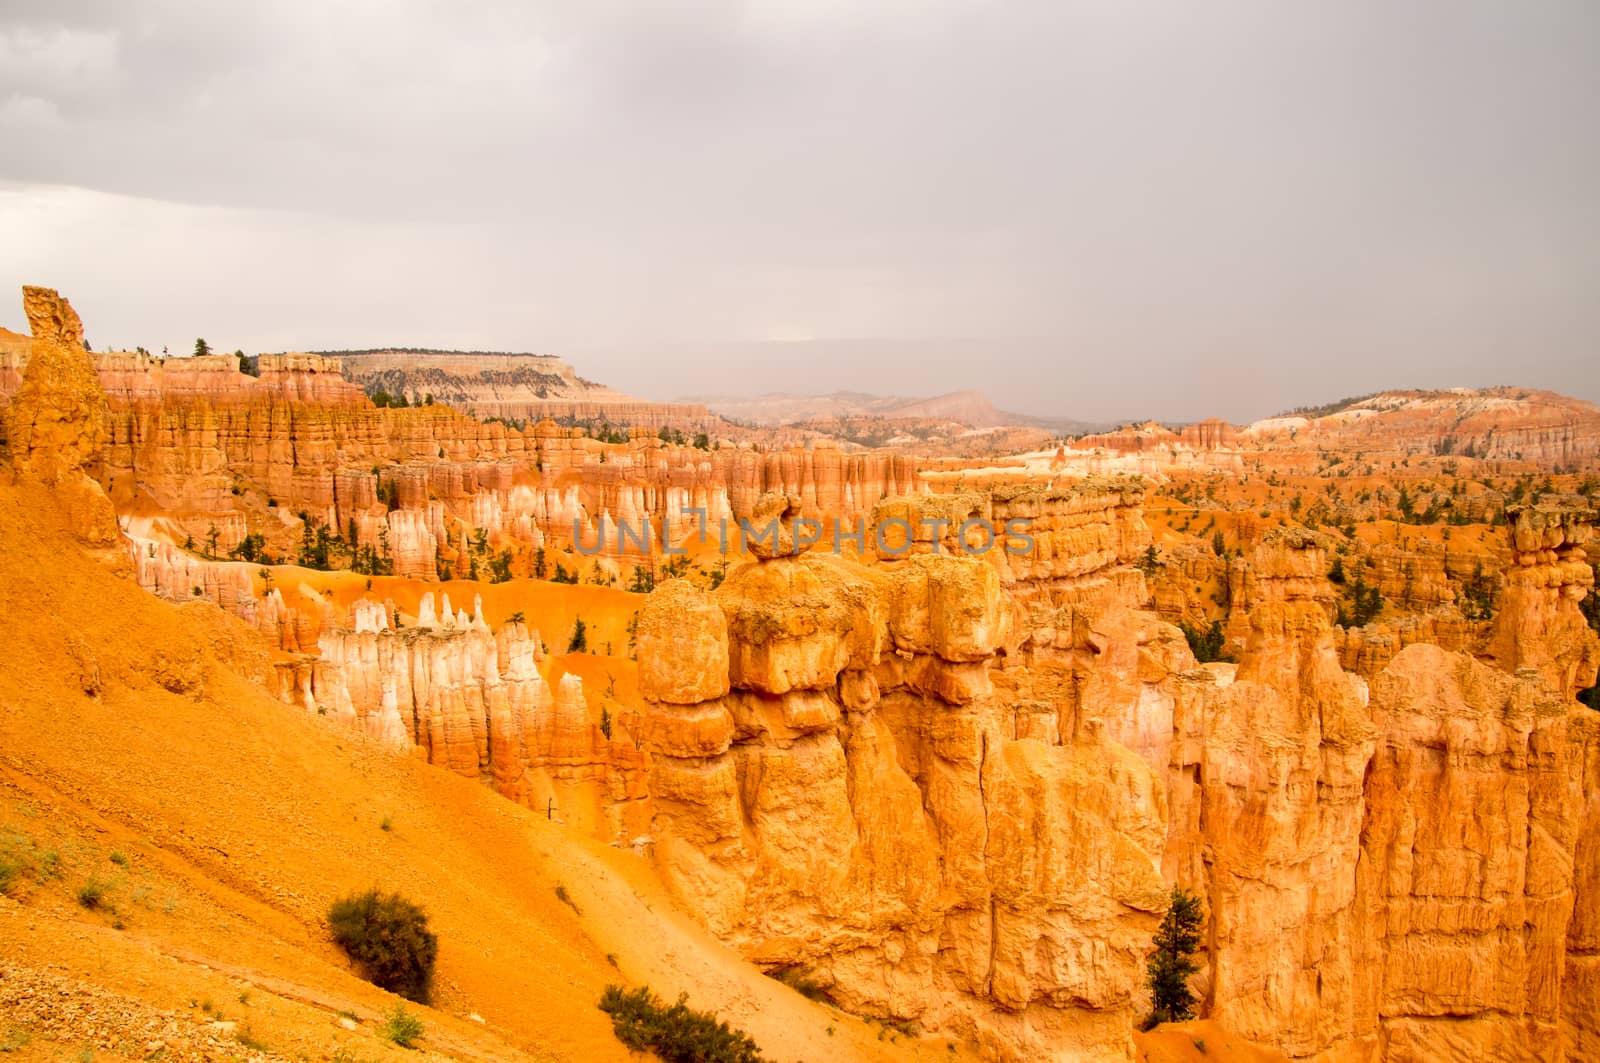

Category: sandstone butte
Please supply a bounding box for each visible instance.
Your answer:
[2,285,1599,1063]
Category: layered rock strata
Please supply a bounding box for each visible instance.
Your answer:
[636,490,1600,1062]
[303,592,646,834]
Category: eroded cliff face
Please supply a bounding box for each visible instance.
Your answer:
[296,593,648,837]
[633,487,1600,1062]
[1353,645,1579,1062]
[1162,531,1379,1060]
[640,557,1177,1063]
[634,484,1179,1061]
[334,348,721,430]
[0,315,922,579]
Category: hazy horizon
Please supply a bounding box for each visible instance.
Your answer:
[3,1,1597,423]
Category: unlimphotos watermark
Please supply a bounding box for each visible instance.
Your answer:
[572,508,1033,557]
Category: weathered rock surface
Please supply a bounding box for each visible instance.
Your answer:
[304,594,646,833]
[636,485,1600,1063]
[637,487,1172,1062]
[1489,501,1599,700]
[4,287,119,544]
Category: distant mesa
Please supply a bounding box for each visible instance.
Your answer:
[326,347,720,431]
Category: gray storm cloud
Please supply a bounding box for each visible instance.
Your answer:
[2,0,1596,423]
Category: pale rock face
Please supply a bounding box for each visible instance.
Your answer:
[312,610,620,811]
[352,598,390,634]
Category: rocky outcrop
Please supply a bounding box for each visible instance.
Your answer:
[1164,530,1378,1058]
[635,484,1600,1062]
[0,295,920,572]
[1488,501,1599,701]
[4,287,119,544]
[1330,612,1481,676]
[83,353,917,564]
[304,592,646,833]
[1352,645,1580,1062]
[638,485,1174,1062]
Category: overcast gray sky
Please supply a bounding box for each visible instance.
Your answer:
[2,1,1596,423]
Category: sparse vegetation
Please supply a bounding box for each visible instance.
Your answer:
[77,877,108,909]
[1336,574,1384,628]
[327,890,438,1003]
[597,984,768,1063]
[0,831,60,895]
[235,1023,270,1052]
[378,1003,425,1048]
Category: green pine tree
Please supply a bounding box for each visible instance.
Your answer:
[1144,885,1205,1030]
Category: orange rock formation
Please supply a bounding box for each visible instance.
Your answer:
[634,487,1599,1062]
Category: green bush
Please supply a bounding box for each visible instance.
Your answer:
[378,1003,425,1048]
[77,878,108,909]
[598,984,768,1063]
[327,890,438,1003]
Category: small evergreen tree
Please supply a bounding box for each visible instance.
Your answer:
[488,548,513,583]
[1178,620,1228,663]
[1144,885,1205,1029]
[569,616,589,654]
[629,565,656,594]
[194,337,211,357]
